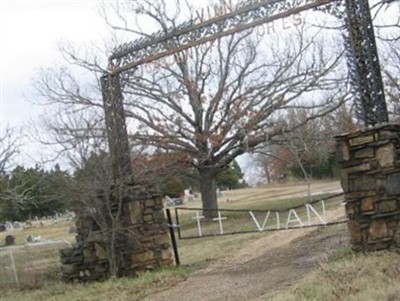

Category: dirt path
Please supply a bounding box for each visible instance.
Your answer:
[144,207,349,301]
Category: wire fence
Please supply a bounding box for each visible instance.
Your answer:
[174,193,346,239]
[0,240,71,287]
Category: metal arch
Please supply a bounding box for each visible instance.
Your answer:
[109,0,336,74]
[101,0,390,183]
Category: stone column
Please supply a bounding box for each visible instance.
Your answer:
[336,124,400,251]
[60,185,173,282]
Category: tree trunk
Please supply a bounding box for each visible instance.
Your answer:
[199,168,218,219]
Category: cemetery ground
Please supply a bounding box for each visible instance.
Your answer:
[1,180,400,300]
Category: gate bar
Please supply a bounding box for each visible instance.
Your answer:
[166,208,180,266]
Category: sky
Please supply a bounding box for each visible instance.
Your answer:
[0,0,263,181]
[0,0,108,130]
[0,0,113,169]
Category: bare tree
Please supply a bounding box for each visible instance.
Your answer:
[381,40,400,120]
[0,125,20,174]
[33,1,349,219]
[105,1,348,217]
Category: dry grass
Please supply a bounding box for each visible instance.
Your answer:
[182,180,341,210]
[0,220,76,246]
[0,267,193,301]
[270,249,400,301]
[2,181,375,301]
[0,242,68,287]
[0,220,76,288]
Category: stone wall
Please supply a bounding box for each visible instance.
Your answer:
[60,184,173,281]
[336,124,400,251]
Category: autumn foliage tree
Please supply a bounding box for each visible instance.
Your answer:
[256,105,357,183]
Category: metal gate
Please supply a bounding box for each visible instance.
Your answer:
[170,193,346,240]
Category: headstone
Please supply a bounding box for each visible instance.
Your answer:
[5,235,15,246]
[179,192,185,203]
[26,234,41,243]
[13,221,22,229]
[164,196,174,206]
[174,198,183,205]
[5,221,13,230]
[186,188,194,202]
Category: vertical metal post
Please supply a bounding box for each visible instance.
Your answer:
[166,209,180,266]
[100,71,136,277]
[101,72,133,183]
[344,0,389,125]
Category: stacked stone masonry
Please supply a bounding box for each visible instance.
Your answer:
[336,124,400,251]
[60,185,173,282]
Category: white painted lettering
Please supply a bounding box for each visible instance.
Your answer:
[286,209,304,228]
[192,211,205,237]
[249,211,271,231]
[213,211,227,235]
[306,203,327,225]
[276,211,281,230]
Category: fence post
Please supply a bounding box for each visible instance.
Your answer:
[8,250,19,285]
[166,209,180,266]
[174,207,181,239]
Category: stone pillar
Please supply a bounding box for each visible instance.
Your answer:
[336,124,400,251]
[60,185,173,282]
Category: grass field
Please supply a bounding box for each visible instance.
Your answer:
[271,249,400,301]
[1,181,398,300]
[0,220,76,246]
[0,221,76,289]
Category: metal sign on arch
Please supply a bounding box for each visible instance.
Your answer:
[108,0,336,74]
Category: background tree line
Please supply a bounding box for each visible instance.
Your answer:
[0,151,245,221]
